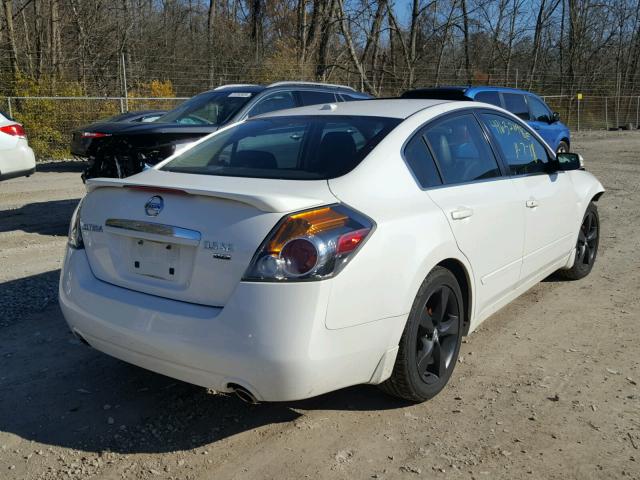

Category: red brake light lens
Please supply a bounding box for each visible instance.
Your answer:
[337,228,371,254]
[0,124,26,138]
[81,132,111,138]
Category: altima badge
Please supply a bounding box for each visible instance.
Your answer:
[144,195,164,216]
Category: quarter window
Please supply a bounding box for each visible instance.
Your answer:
[423,114,501,185]
[503,93,530,120]
[481,113,550,175]
[403,133,442,188]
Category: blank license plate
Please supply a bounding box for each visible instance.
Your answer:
[131,239,180,280]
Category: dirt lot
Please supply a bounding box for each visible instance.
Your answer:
[1,132,639,480]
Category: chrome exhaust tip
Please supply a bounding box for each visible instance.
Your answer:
[228,384,259,404]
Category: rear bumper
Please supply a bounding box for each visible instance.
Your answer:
[0,166,35,181]
[0,143,36,180]
[59,248,403,401]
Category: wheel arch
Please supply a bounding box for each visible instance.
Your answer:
[437,258,473,336]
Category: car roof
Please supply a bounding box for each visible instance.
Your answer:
[256,99,450,120]
[403,85,540,99]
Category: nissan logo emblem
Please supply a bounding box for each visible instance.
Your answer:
[144,195,164,216]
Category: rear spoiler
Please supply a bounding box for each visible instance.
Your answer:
[85,175,331,213]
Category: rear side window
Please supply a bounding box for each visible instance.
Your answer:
[474,91,502,107]
[481,113,549,175]
[423,114,501,184]
[503,93,530,120]
[299,90,337,106]
[162,115,401,180]
[527,96,552,122]
[403,134,442,188]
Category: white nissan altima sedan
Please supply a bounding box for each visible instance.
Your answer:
[59,99,604,403]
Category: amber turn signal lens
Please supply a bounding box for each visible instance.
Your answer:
[266,207,348,253]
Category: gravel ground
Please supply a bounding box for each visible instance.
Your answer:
[0,132,639,480]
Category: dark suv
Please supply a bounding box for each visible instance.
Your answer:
[73,82,370,180]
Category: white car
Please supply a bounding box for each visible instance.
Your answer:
[59,99,604,403]
[0,112,36,181]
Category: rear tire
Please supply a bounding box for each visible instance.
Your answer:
[379,266,463,402]
[558,202,599,280]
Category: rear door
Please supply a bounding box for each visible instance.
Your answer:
[407,112,525,316]
[479,111,579,282]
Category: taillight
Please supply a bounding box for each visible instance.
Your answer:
[243,204,374,282]
[67,198,84,249]
[80,132,111,138]
[0,123,26,138]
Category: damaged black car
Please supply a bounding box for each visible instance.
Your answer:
[72,82,370,181]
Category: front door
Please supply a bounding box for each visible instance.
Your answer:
[479,112,580,282]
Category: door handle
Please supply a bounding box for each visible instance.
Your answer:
[526,199,539,208]
[451,208,474,220]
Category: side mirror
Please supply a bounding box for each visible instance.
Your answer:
[551,112,561,123]
[556,152,584,171]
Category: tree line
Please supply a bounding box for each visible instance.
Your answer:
[1,0,639,98]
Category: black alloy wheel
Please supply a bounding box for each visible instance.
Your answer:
[558,202,600,280]
[380,266,464,402]
[416,286,460,385]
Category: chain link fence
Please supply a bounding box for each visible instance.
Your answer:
[1,93,639,161]
[542,95,640,131]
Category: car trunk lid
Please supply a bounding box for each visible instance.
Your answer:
[81,170,337,306]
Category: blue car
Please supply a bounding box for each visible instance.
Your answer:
[401,86,571,153]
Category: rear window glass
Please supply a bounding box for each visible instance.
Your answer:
[503,93,530,120]
[157,91,255,125]
[161,115,401,180]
